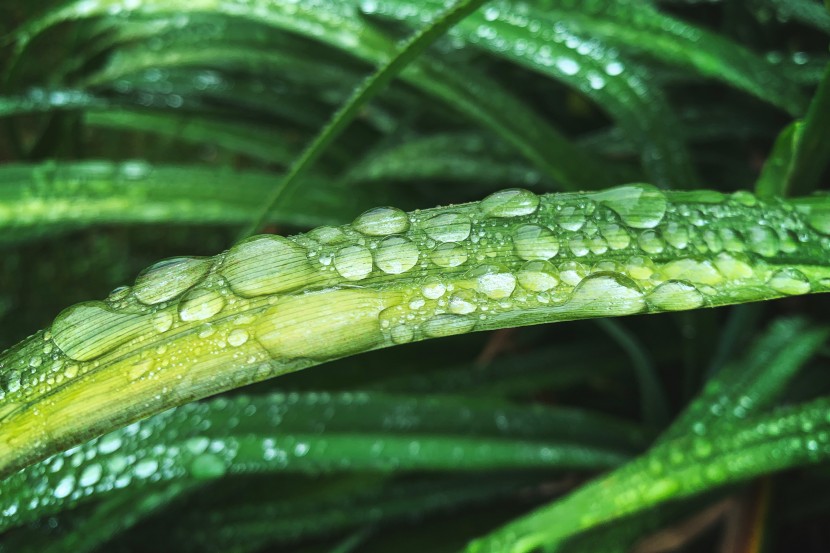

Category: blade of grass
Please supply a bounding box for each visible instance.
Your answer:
[0,391,633,531]
[3,186,830,477]
[237,0,492,239]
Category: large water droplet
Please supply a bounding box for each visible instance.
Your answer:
[422,212,472,242]
[430,242,468,268]
[565,274,645,316]
[222,236,314,297]
[352,206,410,236]
[374,236,419,274]
[767,268,811,295]
[134,257,211,305]
[661,222,689,249]
[592,183,667,229]
[517,261,559,292]
[513,224,559,260]
[480,188,539,218]
[52,302,150,362]
[647,281,704,311]
[334,245,373,281]
[178,288,225,322]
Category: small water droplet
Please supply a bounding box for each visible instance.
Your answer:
[430,242,468,268]
[227,328,249,347]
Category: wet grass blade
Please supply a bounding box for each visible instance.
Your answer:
[0,161,366,243]
[0,391,634,532]
[2,185,830,476]
[467,394,830,552]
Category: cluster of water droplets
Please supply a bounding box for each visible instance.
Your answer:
[3,184,830,435]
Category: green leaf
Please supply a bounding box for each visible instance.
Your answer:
[466,395,830,552]
[0,391,632,532]
[757,64,830,198]
[0,161,366,243]
[3,185,830,477]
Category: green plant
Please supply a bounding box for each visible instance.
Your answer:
[1,1,830,552]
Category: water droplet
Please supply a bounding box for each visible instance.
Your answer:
[661,259,723,285]
[178,288,225,322]
[430,242,468,268]
[661,222,689,249]
[480,188,539,218]
[471,267,517,299]
[134,458,158,479]
[647,281,704,311]
[52,302,150,362]
[713,253,754,280]
[152,311,173,333]
[308,226,347,244]
[188,453,226,479]
[222,235,314,297]
[556,206,586,231]
[374,236,419,274]
[98,434,122,454]
[746,226,779,257]
[390,325,414,344]
[421,314,476,338]
[352,206,410,236]
[592,183,667,229]
[134,257,211,305]
[637,230,664,254]
[448,290,478,314]
[555,57,580,75]
[558,261,587,286]
[79,463,102,487]
[422,278,446,299]
[422,212,472,242]
[568,235,590,257]
[767,268,811,295]
[566,274,645,316]
[53,476,75,499]
[599,222,630,249]
[804,204,830,235]
[517,261,559,292]
[334,245,373,281]
[513,224,559,260]
[227,328,249,347]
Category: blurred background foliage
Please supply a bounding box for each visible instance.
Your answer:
[1,0,830,552]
